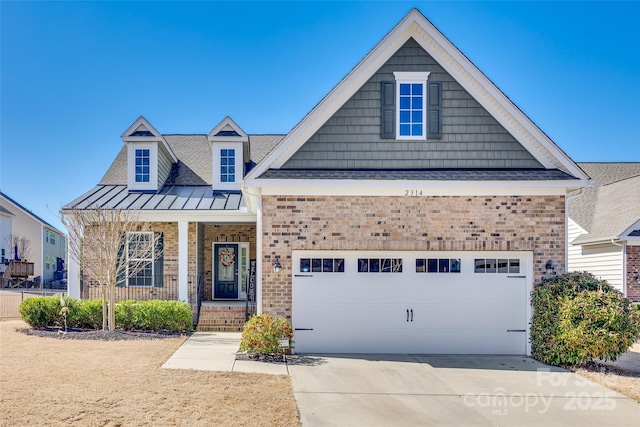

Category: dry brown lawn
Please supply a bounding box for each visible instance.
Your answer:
[575,342,640,403]
[576,368,640,403]
[0,320,300,426]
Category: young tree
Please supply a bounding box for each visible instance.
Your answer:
[6,234,32,261]
[62,207,160,331]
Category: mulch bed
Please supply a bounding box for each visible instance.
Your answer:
[576,360,640,378]
[18,327,189,341]
[237,351,326,366]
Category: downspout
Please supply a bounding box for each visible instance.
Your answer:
[611,239,627,296]
[242,184,263,314]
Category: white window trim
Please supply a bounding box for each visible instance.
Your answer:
[394,71,430,140]
[126,231,154,288]
[212,142,243,191]
[127,142,158,191]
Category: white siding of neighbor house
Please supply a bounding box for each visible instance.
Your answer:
[568,218,623,292]
[0,214,12,262]
[0,196,44,279]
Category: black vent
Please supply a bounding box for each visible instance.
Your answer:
[215,130,240,137]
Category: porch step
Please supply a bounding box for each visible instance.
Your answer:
[196,305,247,332]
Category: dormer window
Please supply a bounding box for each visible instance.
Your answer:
[208,116,249,191]
[122,116,178,192]
[220,149,236,183]
[135,149,151,183]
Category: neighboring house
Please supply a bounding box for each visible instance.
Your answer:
[0,192,67,284]
[568,163,640,302]
[63,9,590,355]
[0,205,14,263]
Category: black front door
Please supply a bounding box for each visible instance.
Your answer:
[214,244,238,299]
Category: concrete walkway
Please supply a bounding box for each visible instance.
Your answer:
[161,331,288,375]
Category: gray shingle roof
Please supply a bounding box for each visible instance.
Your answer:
[569,163,640,244]
[0,205,14,216]
[259,168,578,181]
[99,134,284,186]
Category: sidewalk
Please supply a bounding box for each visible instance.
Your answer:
[161,331,289,375]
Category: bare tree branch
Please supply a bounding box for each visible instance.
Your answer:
[6,234,32,261]
[62,206,161,331]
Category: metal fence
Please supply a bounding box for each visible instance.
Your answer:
[80,275,203,302]
[0,288,67,320]
[81,274,204,325]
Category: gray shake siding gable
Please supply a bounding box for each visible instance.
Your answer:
[283,38,542,170]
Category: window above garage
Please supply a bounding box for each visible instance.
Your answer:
[300,258,345,273]
[474,258,520,274]
[416,258,461,273]
[380,72,441,140]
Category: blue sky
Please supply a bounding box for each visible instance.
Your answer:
[1,1,639,232]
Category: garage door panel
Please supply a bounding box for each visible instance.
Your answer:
[294,302,408,329]
[292,251,530,355]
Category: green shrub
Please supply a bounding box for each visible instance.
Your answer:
[531,271,640,366]
[20,297,192,332]
[115,300,138,330]
[19,296,62,327]
[240,313,293,354]
[73,299,104,329]
[634,302,640,312]
[123,300,193,332]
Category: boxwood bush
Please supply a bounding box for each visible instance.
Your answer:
[531,271,640,366]
[240,313,294,354]
[117,300,193,332]
[19,296,65,328]
[19,297,193,332]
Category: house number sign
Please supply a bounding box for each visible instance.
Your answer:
[404,190,423,196]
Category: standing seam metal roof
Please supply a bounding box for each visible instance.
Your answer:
[64,185,245,211]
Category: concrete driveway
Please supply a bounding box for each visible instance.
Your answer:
[289,354,640,427]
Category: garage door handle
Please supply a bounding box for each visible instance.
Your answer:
[507,329,526,332]
[295,328,314,331]
[294,274,314,277]
[411,309,413,322]
[406,309,409,322]
[507,276,526,279]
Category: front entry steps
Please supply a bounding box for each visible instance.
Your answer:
[196,304,246,332]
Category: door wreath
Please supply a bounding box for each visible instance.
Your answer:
[219,248,235,267]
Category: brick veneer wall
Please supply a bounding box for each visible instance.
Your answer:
[627,245,640,302]
[203,224,256,300]
[261,195,566,318]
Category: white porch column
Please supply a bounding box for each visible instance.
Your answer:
[67,252,80,299]
[178,220,189,303]
[256,196,263,313]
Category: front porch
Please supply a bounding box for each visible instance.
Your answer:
[197,300,249,332]
[76,221,258,329]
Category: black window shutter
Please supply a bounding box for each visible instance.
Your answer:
[153,232,164,287]
[427,81,442,139]
[380,81,395,139]
[116,233,126,287]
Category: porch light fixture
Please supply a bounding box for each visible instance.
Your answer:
[272,256,282,274]
[545,260,555,276]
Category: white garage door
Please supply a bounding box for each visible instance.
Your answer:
[292,250,531,355]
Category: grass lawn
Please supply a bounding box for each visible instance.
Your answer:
[0,320,300,426]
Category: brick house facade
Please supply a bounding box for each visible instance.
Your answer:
[64,10,593,353]
[627,246,640,302]
[261,195,566,318]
